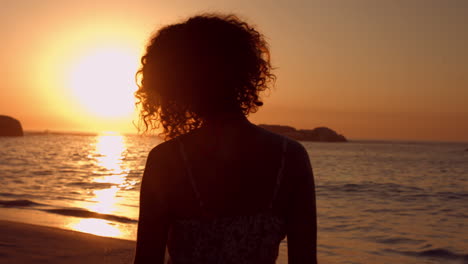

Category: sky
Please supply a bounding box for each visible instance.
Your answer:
[1,0,467,141]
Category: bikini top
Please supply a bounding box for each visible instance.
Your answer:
[166,138,288,264]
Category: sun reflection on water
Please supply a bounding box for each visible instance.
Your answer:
[66,218,124,238]
[93,131,127,175]
[88,186,121,214]
[68,132,135,238]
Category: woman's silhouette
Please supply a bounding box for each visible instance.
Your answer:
[133,14,317,264]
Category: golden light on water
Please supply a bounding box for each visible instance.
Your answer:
[88,186,121,215]
[93,132,127,175]
[69,133,136,238]
[67,218,123,238]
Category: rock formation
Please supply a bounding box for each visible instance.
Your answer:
[259,124,347,142]
[0,115,24,136]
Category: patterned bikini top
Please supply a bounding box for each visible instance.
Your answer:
[167,138,288,264]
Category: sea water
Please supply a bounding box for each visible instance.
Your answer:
[0,133,467,264]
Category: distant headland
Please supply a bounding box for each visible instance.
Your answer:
[259,124,347,142]
[0,115,24,137]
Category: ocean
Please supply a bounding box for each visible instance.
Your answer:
[0,133,467,264]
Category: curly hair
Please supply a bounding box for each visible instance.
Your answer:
[135,14,275,139]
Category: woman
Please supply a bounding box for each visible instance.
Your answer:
[134,14,317,264]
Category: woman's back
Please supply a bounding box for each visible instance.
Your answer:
[167,119,287,263]
[168,118,288,218]
[133,14,317,264]
[135,118,316,263]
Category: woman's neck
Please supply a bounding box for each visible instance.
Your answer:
[203,111,249,127]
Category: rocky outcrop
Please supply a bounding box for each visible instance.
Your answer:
[259,124,347,142]
[0,115,24,136]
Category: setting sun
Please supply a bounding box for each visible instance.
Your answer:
[67,47,139,119]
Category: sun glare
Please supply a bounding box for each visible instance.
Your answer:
[67,218,123,238]
[67,47,139,119]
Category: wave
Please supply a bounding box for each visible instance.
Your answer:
[317,182,468,202]
[372,236,425,245]
[389,248,468,263]
[0,199,42,207]
[43,208,137,223]
[435,191,468,201]
[0,199,137,224]
[318,182,424,194]
[66,181,116,189]
[0,192,19,197]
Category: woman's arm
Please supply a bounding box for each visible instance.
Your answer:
[286,142,317,264]
[134,147,170,264]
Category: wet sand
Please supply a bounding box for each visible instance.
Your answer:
[0,220,289,264]
[0,220,135,264]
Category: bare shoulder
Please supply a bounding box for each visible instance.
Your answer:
[146,138,180,162]
[284,137,308,156]
[282,138,312,180]
[142,139,186,197]
[254,124,309,157]
[143,139,183,185]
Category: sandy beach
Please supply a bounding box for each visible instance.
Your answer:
[0,220,135,264]
[0,220,290,264]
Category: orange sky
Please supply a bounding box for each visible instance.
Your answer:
[1,0,467,141]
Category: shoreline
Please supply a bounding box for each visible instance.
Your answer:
[0,220,135,264]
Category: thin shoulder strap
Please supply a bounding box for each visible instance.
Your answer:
[177,139,205,208]
[269,137,288,209]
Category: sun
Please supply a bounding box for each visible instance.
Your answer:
[67,47,139,119]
